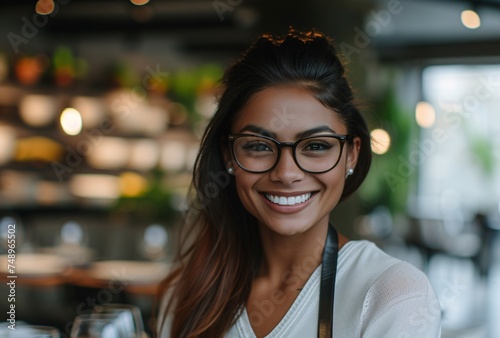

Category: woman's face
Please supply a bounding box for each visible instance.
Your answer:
[225,86,360,236]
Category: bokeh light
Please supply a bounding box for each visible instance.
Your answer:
[130,0,150,5]
[370,128,391,155]
[60,107,83,135]
[35,0,55,15]
[461,10,481,29]
[119,172,148,197]
[415,101,436,128]
[69,174,120,199]
[20,94,57,127]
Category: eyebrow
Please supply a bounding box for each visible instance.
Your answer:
[236,124,337,139]
[296,126,337,139]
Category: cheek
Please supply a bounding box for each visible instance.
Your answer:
[233,175,259,208]
[320,171,346,202]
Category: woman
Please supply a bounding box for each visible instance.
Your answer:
[157,29,441,338]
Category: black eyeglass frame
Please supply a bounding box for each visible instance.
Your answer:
[228,133,352,174]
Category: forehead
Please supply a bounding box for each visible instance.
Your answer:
[231,86,347,137]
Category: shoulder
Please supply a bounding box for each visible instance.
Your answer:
[336,240,441,337]
[339,239,426,272]
[338,240,403,279]
[339,240,435,300]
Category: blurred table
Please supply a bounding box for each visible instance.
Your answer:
[0,254,170,295]
[0,253,68,287]
[65,260,171,295]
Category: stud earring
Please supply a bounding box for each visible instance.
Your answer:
[346,168,354,178]
[227,167,235,175]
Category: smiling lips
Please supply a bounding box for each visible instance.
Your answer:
[265,192,312,206]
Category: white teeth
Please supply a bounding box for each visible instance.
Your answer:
[265,193,312,206]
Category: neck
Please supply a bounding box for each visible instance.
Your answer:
[256,221,330,290]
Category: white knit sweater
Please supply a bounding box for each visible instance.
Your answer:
[160,240,442,338]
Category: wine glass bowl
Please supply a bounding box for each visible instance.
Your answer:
[70,314,129,338]
[92,304,145,338]
[0,325,60,337]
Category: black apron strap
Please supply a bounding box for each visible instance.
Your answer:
[317,224,339,338]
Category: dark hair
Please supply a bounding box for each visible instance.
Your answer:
[157,29,371,338]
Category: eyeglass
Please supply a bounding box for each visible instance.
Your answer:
[228,133,351,174]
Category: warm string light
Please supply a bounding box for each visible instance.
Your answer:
[370,129,391,155]
[415,101,436,128]
[461,9,481,29]
[60,107,83,135]
[34,0,153,14]
[35,0,55,15]
[130,0,150,5]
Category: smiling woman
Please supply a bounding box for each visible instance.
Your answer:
[156,29,442,338]
[224,86,358,238]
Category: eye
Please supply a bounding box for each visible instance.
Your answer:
[241,140,274,152]
[302,140,334,152]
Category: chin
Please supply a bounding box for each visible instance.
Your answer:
[260,217,317,236]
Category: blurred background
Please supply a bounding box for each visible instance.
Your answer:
[0,0,499,337]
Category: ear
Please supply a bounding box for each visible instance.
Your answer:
[346,136,361,171]
[221,141,234,172]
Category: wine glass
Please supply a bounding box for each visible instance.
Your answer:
[1,325,60,337]
[93,304,145,338]
[70,314,129,338]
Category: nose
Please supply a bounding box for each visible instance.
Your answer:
[269,147,305,185]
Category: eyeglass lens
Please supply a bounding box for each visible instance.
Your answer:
[232,135,344,173]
